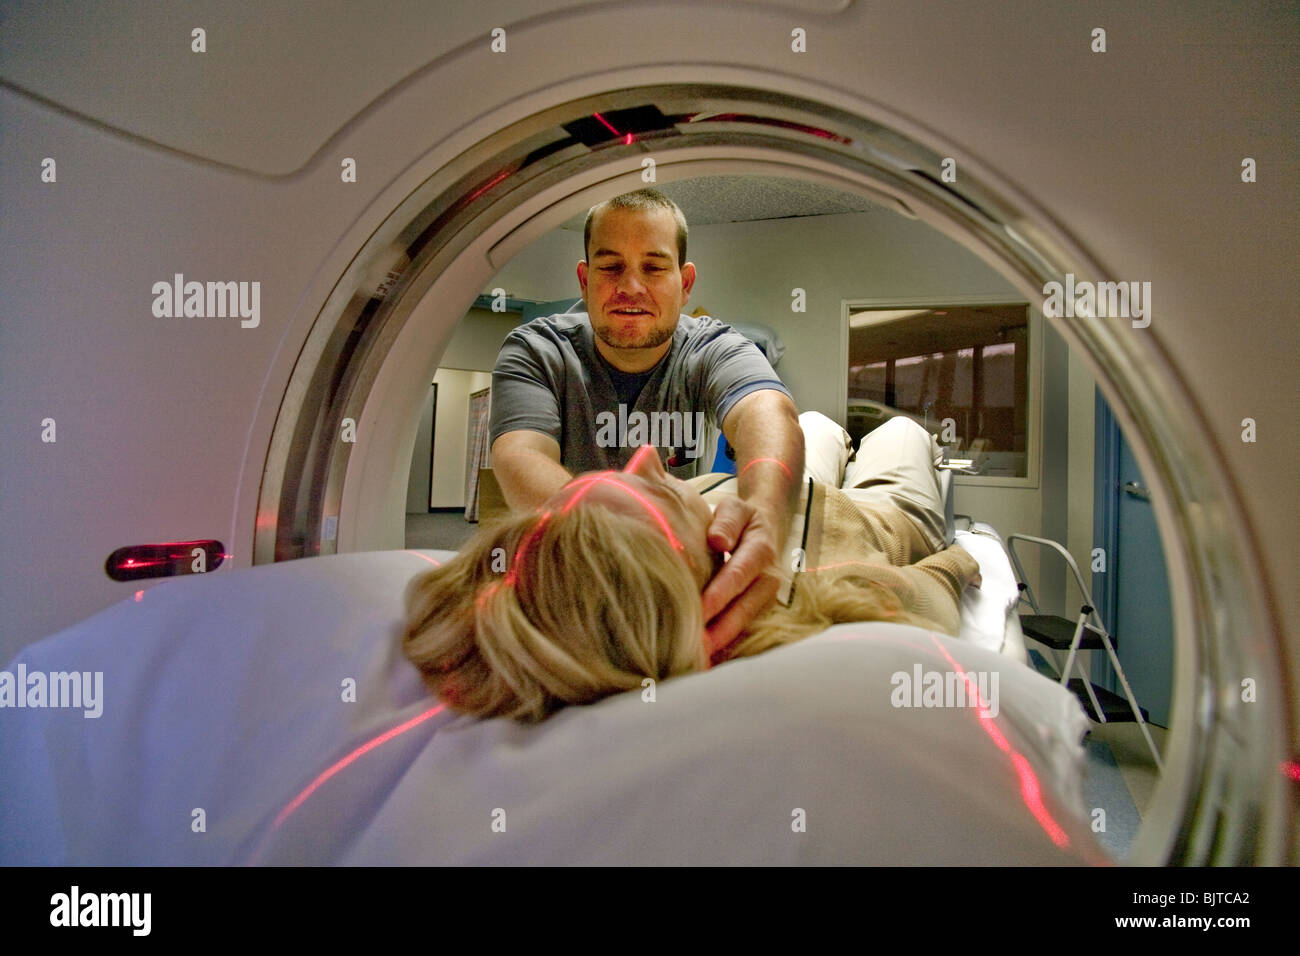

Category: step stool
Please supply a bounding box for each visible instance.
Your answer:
[1006,534,1162,770]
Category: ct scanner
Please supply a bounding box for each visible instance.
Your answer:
[0,1,1295,865]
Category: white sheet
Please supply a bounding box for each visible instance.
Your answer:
[0,548,1103,865]
[955,524,1028,662]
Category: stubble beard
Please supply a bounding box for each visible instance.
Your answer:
[595,321,674,352]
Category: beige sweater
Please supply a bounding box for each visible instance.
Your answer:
[689,476,982,637]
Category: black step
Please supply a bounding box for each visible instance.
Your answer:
[1065,679,1149,723]
[1019,614,1111,650]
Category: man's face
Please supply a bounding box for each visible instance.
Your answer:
[577,206,696,366]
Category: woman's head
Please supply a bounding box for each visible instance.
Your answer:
[545,444,719,588]
[404,485,708,722]
[404,451,934,721]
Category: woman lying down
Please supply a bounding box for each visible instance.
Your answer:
[405,412,983,722]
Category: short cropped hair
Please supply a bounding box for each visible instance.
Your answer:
[583,188,688,267]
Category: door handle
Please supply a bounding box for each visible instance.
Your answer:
[1123,481,1151,502]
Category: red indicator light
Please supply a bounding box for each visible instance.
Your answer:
[105,540,226,582]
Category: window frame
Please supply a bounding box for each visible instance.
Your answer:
[839,295,1042,489]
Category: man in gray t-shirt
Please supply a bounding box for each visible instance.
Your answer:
[490,309,789,478]
[488,187,806,652]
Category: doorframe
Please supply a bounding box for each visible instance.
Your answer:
[425,382,438,512]
[1092,386,1120,690]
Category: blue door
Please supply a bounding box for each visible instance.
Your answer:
[1094,394,1175,726]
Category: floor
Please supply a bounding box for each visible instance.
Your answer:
[1093,718,1167,820]
[1021,650,1166,817]
[405,510,481,552]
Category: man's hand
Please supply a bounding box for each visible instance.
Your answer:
[699,390,805,658]
[700,497,784,658]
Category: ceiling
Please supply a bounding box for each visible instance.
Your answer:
[558,175,884,230]
[848,305,1028,364]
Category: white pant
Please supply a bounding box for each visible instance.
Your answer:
[798,411,947,550]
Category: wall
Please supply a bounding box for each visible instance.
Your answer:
[440,306,524,372]
[406,308,521,513]
[406,381,436,513]
[406,369,494,512]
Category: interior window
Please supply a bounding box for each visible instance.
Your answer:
[847,304,1029,477]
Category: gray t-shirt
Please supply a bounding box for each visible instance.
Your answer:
[489,311,791,477]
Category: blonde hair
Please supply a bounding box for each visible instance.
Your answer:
[405,511,936,721]
[717,568,933,663]
[404,505,706,722]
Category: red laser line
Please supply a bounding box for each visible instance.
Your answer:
[739,457,794,481]
[477,580,502,608]
[562,471,609,494]
[270,703,446,833]
[466,168,511,204]
[625,444,658,471]
[928,635,1070,849]
[504,510,551,587]
[560,476,606,513]
[501,466,695,595]
[505,477,616,585]
[403,550,443,566]
[560,472,637,514]
[592,112,621,136]
[567,474,684,552]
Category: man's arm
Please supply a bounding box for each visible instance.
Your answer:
[701,389,805,654]
[490,430,573,512]
[488,325,572,512]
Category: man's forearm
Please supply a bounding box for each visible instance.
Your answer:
[493,448,574,513]
[726,392,805,534]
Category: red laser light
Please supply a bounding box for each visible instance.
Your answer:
[592,111,621,136]
[562,473,684,553]
[271,705,445,831]
[929,636,1071,849]
[739,457,794,482]
[247,703,447,863]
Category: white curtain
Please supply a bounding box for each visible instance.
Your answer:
[463,388,492,521]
